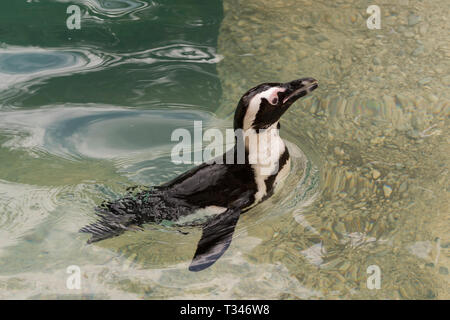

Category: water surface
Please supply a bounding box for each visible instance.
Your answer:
[0,0,448,299]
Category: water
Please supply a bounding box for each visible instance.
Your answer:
[0,0,448,299]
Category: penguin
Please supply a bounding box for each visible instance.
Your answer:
[80,77,318,271]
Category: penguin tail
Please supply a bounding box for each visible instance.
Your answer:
[80,214,141,244]
[80,188,160,243]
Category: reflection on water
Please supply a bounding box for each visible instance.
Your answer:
[131,44,223,63]
[53,0,153,20]
[0,0,223,108]
[0,106,218,187]
[0,43,221,108]
[83,0,150,18]
[0,46,104,92]
[0,0,448,299]
[0,107,213,159]
[0,52,75,74]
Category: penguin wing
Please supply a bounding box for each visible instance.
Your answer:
[189,207,241,272]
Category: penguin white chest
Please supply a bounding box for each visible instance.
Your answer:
[246,125,288,203]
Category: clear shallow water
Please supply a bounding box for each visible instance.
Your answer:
[0,0,448,299]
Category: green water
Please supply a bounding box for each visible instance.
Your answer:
[0,0,448,299]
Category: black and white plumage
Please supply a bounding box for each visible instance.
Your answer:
[80,78,318,271]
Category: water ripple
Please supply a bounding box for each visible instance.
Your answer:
[0,45,114,101]
[129,44,223,64]
[0,105,215,162]
[0,43,221,107]
[0,180,62,254]
[54,0,153,20]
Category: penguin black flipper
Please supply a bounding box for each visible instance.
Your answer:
[189,207,241,272]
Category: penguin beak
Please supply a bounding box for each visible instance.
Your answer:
[281,78,318,105]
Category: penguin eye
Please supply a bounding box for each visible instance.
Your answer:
[271,97,278,105]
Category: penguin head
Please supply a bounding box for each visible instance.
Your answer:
[234,78,318,131]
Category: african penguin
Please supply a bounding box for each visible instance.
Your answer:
[80,78,318,271]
